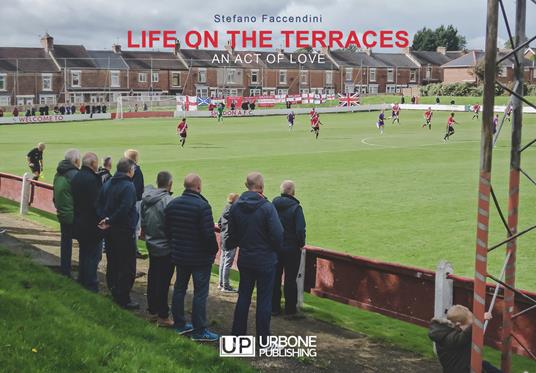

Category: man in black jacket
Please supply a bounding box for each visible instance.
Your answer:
[71,152,102,292]
[97,157,139,309]
[228,172,283,345]
[271,180,306,317]
[165,173,219,341]
[124,149,146,259]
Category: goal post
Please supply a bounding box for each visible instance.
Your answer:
[115,95,179,119]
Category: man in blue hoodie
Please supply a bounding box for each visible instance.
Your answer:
[228,172,284,344]
[97,158,139,309]
[272,180,306,317]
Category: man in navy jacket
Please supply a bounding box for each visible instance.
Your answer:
[228,172,283,344]
[165,173,219,341]
[97,158,139,309]
[271,180,306,316]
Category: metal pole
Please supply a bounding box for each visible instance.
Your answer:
[471,1,498,372]
[502,0,525,371]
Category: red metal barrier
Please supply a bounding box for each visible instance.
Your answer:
[0,172,535,359]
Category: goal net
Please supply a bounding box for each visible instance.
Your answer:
[115,95,178,119]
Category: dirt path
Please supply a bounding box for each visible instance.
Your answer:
[0,212,441,373]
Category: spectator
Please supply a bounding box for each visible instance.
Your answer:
[65,106,71,115]
[97,157,139,309]
[124,149,146,259]
[85,104,90,115]
[44,105,49,115]
[272,180,306,317]
[241,101,249,111]
[141,171,174,327]
[39,106,45,116]
[143,103,148,112]
[53,105,59,114]
[102,104,107,114]
[25,108,31,117]
[31,107,36,116]
[27,143,46,180]
[400,96,405,104]
[59,105,66,115]
[97,156,113,184]
[164,173,219,341]
[249,101,255,110]
[71,104,76,114]
[217,192,240,292]
[0,107,4,117]
[71,152,102,292]
[12,107,19,117]
[411,96,416,104]
[80,104,86,114]
[53,149,81,278]
[436,96,441,104]
[429,305,500,373]
[228,172,283,344]
[134,103,139,112]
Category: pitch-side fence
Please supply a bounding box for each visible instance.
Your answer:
[0,172,535,359]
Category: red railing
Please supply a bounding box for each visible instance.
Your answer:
[1,171,535,358]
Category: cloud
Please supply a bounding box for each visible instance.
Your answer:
[1,0,534,51]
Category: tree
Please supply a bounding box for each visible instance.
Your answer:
[504,39,514,49]
[294,46,313,53]
[412,25,467,51]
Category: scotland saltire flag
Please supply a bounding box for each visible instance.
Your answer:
[197,97,211,106]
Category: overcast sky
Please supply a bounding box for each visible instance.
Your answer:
[2,0,535,51]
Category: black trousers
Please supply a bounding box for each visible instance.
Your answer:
[105,229,136,306]
[147,253,175,318]
[272,248,302,314]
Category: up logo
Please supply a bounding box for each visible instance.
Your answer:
[219,336,256,357]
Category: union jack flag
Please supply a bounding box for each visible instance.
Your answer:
[338,93,360,109]
[197,97,211,106]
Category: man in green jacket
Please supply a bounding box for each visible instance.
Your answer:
[53,149,80,277]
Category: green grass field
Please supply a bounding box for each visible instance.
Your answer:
[0,110,535,290]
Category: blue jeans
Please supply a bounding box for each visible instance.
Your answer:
[218,248,237,288]
[232,265,275,343]
[60,223,73,277]
[78,239,102,292]
[171,264,211,334]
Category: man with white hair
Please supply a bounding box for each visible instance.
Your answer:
[272,180,306,317]
[71,152,103,292]
[228,172,283,344]
[53,148,81,277]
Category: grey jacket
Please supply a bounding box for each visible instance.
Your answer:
[218,202,234,251]
[141,185,173,256]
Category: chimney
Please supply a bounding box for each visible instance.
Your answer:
[320,46,331,55]
[173,39,181,56]
[276,48,285,54]
[224,40,234,55]
[41,33,54,52]
[112,44,122,54]
[436,46,447,55]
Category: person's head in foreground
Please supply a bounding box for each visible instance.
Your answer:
[157,171,173,192]
[446,304,473,330]
[227,192,239,204]
[124,149,139,164]
[82,152,99,172]
[116,157,136,179]
[280,180,295,196]
[184,173,201,193]
[245,172,264,193]
[103,156,112,171]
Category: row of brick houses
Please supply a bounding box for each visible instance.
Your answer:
[0,34,535,107]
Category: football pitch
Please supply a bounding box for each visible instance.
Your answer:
[0,110,535,289]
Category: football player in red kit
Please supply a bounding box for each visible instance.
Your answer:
[391,103,401,125]
[423,107,433,130]
[472,103,481,120]
[177,118,188,147]
[443,112,459,142]
[310,113,321,139]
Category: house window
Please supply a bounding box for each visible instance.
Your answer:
[410,69,417,82]
[42,74,52,91]
[345,68,352,81]
[39,94,56,105]
[300,88,310,94]
[196,87,208,97]
[387,68,394,82]
[278,70,287,85]
[386,84,397,94]
[0,96,10,105]
[151,72,159,83]
[71,71,81,87]
[498,67,507,78]
[300,71,308,85]
[171,72,180,87]
[250,70,259,84]
[326,88,335,95]
[368,84,379,94]
[198,69,207,83]
[277,88,288,95]
[226,69,236,83]
[325,71,333,85]
[138,73,147,83]
[369,68,376,82]
[426,65,432,80]
[250,88,261,96]
[110,71,120,87]
[229,88,238,96]
[0,74,7,91]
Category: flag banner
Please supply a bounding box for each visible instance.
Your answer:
[338,93,360,109]
[197,97,211,106]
